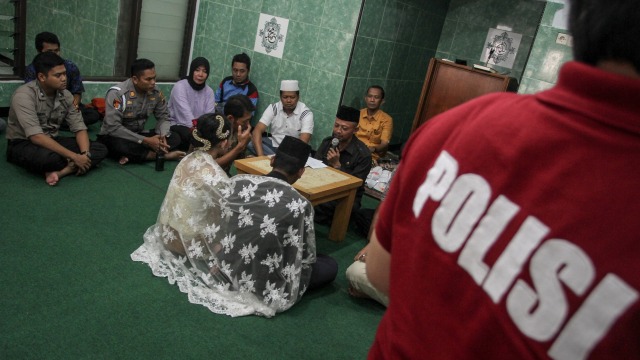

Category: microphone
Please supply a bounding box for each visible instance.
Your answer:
[327,138,339,159]
[330,138,339,150]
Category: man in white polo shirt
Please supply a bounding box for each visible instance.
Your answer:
[249,80,314,156]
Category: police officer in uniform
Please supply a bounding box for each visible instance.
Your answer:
[6,52,107,186]
[98,58,183,165]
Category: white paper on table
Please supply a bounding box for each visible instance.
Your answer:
[305,157,327,169]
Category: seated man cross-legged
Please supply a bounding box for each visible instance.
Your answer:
[250,80,313,156]
[6,52,107,185]
[98,58,184,165]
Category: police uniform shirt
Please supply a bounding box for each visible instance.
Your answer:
[100,78,170,144]
[6,81,86,140]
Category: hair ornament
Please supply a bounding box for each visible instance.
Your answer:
[192,129,212,151]
[215,115,230,139]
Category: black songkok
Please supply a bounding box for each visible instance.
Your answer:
[336,105,360,123]
[276,135,311,170]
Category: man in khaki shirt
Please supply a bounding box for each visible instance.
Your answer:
[355,86,393,162]
[98,58,183,165]
[6,52,107,185]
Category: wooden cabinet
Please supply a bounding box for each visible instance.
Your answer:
[411,58,517,133]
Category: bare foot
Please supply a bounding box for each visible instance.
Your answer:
[45,171,60,186]
[44,162,76,186]
[166,151,186,161]
[119,156,129,165]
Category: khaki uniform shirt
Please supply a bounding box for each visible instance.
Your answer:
[356,108,393,160]
[6,81,85,140]
[99,78,170,143]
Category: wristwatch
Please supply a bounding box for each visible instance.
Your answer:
[81,151,92,159]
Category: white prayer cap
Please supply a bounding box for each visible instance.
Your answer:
[280,80,299,91]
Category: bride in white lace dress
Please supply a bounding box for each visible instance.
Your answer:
[131,113,315,317]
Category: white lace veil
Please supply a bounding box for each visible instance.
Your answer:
[131,150,316,317]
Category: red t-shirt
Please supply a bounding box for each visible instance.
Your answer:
[370,62,640,359]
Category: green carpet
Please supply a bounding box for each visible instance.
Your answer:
[0,126,384,359]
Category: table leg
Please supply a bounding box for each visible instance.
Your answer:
[328,188,357,242]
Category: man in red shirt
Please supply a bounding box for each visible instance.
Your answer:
[366,0,640,358]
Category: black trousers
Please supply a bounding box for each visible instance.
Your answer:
[80,105,101,125]
[6,137,107,174]
[98,130,180,163]
[308,254,339,290]
[170,124,192,152]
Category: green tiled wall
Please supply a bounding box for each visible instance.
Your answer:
[25,0,119,78]
[343,0,450,146]
[0,2,14,58]
[519,1,573,94]
[0,0,569,134]
[193,0,363,149]
[436,0,545,85]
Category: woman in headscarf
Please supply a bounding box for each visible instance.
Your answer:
[132,113,316,318]
[168,57,216,151]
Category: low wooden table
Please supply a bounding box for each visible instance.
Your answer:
[234,156,363,242]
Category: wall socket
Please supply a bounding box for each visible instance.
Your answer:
[556,33,573,47]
